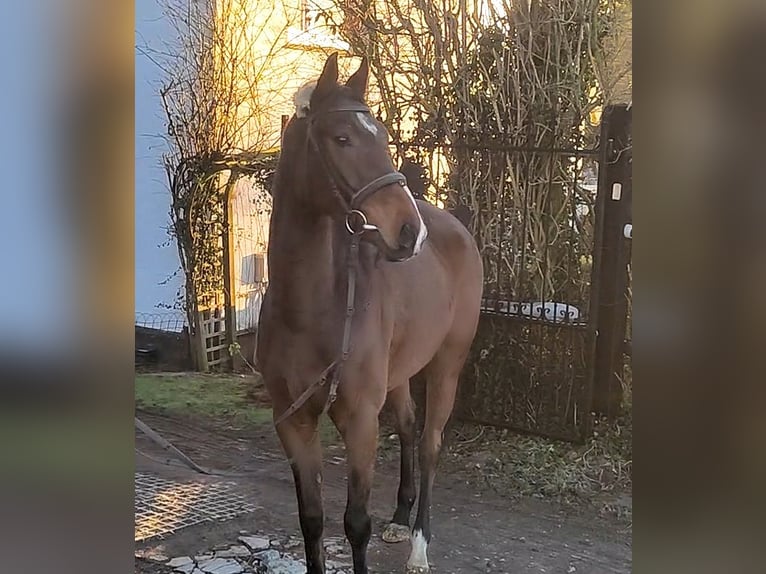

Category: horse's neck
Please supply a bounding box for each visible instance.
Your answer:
[267,200,346,325]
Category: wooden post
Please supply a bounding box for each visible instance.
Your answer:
[591,104,632,418]
[221,172,239,372]
[192,310,208,372]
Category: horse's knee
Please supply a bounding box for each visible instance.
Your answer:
[291,464,324,540]
[298,488,324,541]
[300,509,324,541]
[344,467,373,544]
[344,503,371,547]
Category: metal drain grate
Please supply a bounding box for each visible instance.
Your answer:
[135,472,258,542]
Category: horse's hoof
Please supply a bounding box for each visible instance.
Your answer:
[405,567,430,574]
[381,522,411,543]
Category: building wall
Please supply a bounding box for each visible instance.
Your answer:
[224,0,363,329]
[231,175,271,332]
[135,0,374,325]
[222,0,361,154]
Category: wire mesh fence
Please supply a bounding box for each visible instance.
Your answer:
[135,311,188,333]
[135,311,191,371]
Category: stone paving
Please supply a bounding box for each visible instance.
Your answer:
[138,531,353,574]
[135,471,352,574]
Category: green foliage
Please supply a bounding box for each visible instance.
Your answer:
[167,159,228,318]
[134,373,341,443]
[446,412,632,517]
[135,373,269,426]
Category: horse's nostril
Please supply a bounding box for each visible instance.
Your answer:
[399,223,417,250]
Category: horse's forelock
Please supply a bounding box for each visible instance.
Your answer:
[294,82,317,118]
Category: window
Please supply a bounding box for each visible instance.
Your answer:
[241,253,265,285]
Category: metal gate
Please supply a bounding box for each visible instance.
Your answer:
[400,104,632,442]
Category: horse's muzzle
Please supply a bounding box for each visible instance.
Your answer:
[381,223,426,262]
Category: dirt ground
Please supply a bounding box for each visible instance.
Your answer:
[135,410,631,574]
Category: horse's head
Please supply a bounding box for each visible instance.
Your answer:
[294,53,427,262]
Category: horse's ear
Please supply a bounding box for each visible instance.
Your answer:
[313,52,339,101]
[345,57,369,99]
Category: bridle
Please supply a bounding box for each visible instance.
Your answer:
[273,104,409,427]
[306,103,408,235]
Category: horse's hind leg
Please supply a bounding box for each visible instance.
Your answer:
[274,413,326,574]
[407,349,468,574]
[382,382,417,543]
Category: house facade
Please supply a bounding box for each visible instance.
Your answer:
[135,0,360,332]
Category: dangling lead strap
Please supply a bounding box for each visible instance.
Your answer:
[323,232,360,414]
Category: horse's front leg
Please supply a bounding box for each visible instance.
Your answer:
[274,411,326,574]
[331,400,380,574]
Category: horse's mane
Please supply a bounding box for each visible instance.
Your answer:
[272,115,308,200]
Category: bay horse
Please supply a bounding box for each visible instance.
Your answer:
[256,53,483,574]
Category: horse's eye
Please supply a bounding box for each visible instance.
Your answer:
[334,135,350,146]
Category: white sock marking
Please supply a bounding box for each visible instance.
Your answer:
[407,529,429,570]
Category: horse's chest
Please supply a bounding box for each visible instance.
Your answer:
[261,323,337,380]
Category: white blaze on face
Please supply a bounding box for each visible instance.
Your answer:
[355,112,379,136]
[403,185,428,255]
[407,529,429,571]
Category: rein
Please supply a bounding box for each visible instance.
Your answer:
[273,106,405,427]
[272,231,361,427]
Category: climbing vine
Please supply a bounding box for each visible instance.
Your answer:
[139,0,296,362]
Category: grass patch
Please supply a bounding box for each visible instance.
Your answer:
[135,372,341,443]
[135,373,272,427]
